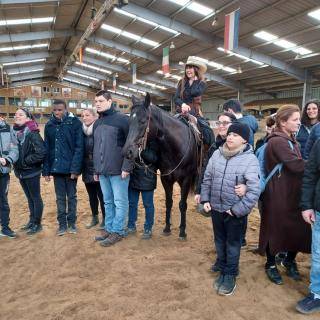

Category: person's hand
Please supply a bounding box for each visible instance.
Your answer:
[235,184,247,197]
[121,171,130,179]
[203,202,211,212]
[302,209,316,225]
[70,173,79,180]
[181,103,191,114]
[0,158,6,166]
[94,174,99,182]
[226,209,234,216]
[44,176,51,182]
[194,194,201,204]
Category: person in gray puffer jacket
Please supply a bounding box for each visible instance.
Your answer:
[201,122,260,297]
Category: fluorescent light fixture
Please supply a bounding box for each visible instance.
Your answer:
[136,79,167,90]
[67,70,99,82]
[254,31,278,41]
[107,89,131,97]
[208,61,223,69]
[101,23,159,47]
[292,47,313,55]
[8,68,44,76]
[167,0,214,16]
[167,0,188,5]
[75,61,112,74]
[114,8,179,35]
[63,77,90,87]
[274,39,295,49]
[217,47,265,66]
[193,56,236,73]
[3,58,45,66]
[85,47,130,64]
[308,8,320,21]
[0,43,48,52]
[0,17,54,26]
[222,66,237,73]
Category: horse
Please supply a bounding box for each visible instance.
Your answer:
[123,93,199,240]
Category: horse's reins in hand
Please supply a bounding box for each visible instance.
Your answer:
[136,106,192,177]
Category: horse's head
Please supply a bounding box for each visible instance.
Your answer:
[123,93,151,160]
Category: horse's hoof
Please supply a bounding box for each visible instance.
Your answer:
[162,230,171,236]
[179,235,187,241]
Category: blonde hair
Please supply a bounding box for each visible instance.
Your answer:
[275,104,300,128]
[82,108,97,117]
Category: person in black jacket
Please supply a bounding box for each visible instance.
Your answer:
[13,109,46,235]
[127,140,158,239]
[43,100,84,236]
[93,90,133,247]
[81,109,105,229]
[296,139,320,314]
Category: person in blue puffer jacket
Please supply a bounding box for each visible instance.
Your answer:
[43,99,84,236]
[297,100,320,159]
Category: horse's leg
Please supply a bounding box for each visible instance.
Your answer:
[178,178,191,240]
[161,177,173,235]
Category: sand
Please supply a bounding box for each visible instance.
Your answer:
[0,173,316,320]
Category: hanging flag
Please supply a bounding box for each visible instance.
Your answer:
[101,80,105,90]
[224,8,240,51]
[0,65,4,87]
[112,75,116,91]
[79,47,83,64]
[162,47,170,75]
[132,63,137,84]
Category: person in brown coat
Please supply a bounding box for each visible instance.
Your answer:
[259,104,311,285]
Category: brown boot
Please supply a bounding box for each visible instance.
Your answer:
[99,233,122,247]
[94,230,111,241]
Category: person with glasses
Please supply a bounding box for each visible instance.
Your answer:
[43,100,84,236]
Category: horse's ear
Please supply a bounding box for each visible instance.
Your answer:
[144,92,151,109]
[131,95,138,105]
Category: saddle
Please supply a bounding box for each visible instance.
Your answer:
[175,113,202,146]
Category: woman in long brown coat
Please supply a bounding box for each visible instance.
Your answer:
[259,104,311,285]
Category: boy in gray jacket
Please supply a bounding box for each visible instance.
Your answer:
[0,114,19,238]
[201,122,260,296]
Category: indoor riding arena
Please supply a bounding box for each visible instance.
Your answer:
[1,1,320,319]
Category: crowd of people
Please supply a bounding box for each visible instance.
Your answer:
[0,56,320,314]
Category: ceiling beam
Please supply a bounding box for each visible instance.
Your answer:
[5,63,56,74]
[10,71,54,82]
[121,3,307,81]
[0,0,57,4]
[0,30,78,44]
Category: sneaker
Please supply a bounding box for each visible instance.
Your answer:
[0,227,17,239]
[281,260,301,281]
[218,275,236,296]
[94,230,111,241]
[296,293,320,314]
[275,252,287,265]
[20,221,33,231]
[142,229,152,239]
[213,274,224,291]
[26,224,42,235]
[265,265,283,285]
[86,216,99,229]
[57,226,67,236]
[68,223,77,234]
[127,227,137,234]
[100,233,122,247]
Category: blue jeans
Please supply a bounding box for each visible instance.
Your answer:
[311,212,320,297]
[211,210,246,276]
[128,187,155,231]
[53,175,78,228]
[99,175,129,236]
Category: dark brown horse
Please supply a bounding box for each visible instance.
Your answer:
[123,93,198,239]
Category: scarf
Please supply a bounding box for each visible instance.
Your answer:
[13,120,39,144]
[221,143,246,159]
[82,122,94,136]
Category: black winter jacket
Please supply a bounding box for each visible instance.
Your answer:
[43,113,84,176]
[93,107,133,175]
[129,141,158,191]
[82,132,95,184]
[14,131,46,179]
[300,139,320,211]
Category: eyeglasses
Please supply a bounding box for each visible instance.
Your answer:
[215,121,232,127]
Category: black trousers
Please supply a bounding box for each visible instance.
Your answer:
[85,182,105,219]
[265,243,297,268]
[0,174,10,229]
[19,175,43,225]
[212,210,246,276]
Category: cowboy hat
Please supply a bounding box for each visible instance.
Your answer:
[185,56,207,74]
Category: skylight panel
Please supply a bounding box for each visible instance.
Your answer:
[67,70,99,82]
[3,58,45,66]
[85,47,130,64]
[187,2,214,16]
[75,62,112,74]
[274,39,296,49]
[0,43,48,52]
[308,8,320,21]
[63,77,90,87]
[254,31,278,41]
[8,68,44,75]
[292,47,312,55]
[0,17,54,26]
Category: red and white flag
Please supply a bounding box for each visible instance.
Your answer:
[224,9,240,51]
[162,47,170,75]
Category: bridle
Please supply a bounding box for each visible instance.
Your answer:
[133,105,192,177]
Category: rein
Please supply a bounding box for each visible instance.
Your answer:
[135,106,192,177]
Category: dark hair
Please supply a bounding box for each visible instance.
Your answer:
[53,99,67,109]
[223,99,242,113]
[300,99,320,126]
[217,111,237,122]
[275,104,300,129]
[96,90,112,101]
[18,108,34,120]
[178,66,205,100]
[266,115,276,128]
